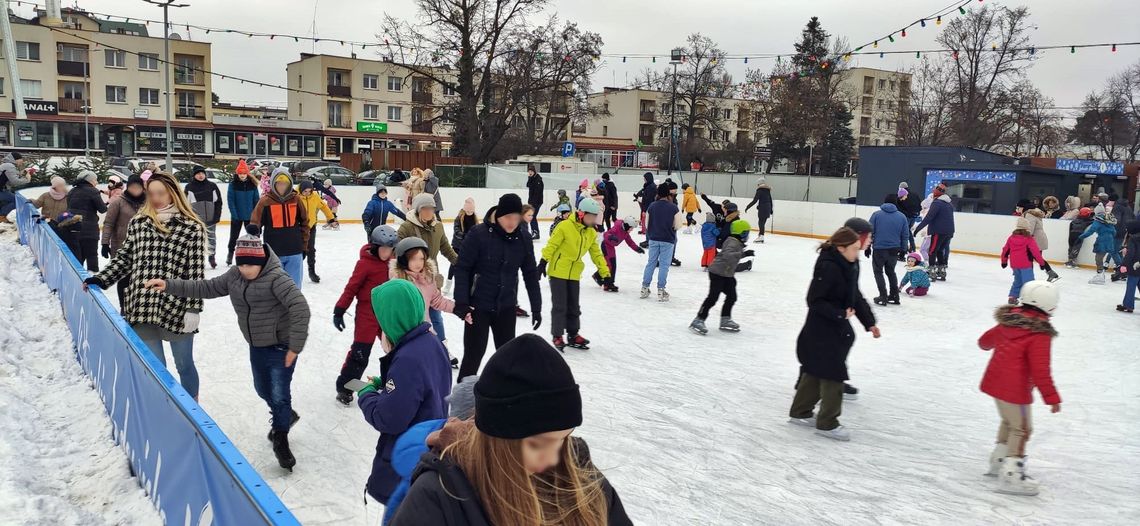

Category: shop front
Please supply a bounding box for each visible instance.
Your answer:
[134,126,209,156]
[213,129,321,159]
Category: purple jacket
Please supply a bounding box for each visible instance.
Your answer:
[358,322,452,503]
[601,220,640,259]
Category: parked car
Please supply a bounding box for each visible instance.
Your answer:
[289,160,336,175]
[205,168,230,183]
[246,158,279,171]
[352,169,389,186]
[158,160,199,175]
[301,165,355,185]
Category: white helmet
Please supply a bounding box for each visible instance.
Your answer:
[1019,280,1059,313]
[622,215,639,228]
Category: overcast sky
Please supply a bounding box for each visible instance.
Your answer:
[41,0,1140,120]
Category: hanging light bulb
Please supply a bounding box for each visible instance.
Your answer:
[873,41,879,48]
[1070,46,1076,54]
[959,6,967,14]
[1029,47,1035,55]
[936,16,942,25]
[652,57,656,63]
[920,19,927,28]
[916,51,921,58]
[952,50,959,60]
[901,29,907,37]
[744,57,748,64]
[622,56,627,63]
[888,34,895,43]
[1112,44,1117,52]
[879,52,884,58]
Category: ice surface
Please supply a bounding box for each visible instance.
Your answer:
[0,226,162,526]
[41,222,1140,524]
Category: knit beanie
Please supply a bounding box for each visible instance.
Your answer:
[475,334,582,439]
[898,187,908,198]
[78,170,98,186]
[371,279,426,346]
[1015,217,1031,231]
[448,375,479,420]
[844,217,872,247]
[50,176,66,189]
[412,192,436,214]
[899,181,909,189]
[234,234,268,266]
[494,193,523,216]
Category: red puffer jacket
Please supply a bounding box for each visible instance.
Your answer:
[1000,233,1044,270]
[978,305,1061,405]
[336,244,391,342]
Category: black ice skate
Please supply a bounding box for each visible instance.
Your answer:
[689,318,708,335]
[603,283,620,292]
[208,255,217,269]
[1046,269,1061,283]
[335,391,353,406]
[591,272,604,287]
[670,258,681,267]
[566,334,590,350]
[873,296,888,306]
[887,294,900,305]
[266,410,302,441]
[719,317,740,332]
[843,383,859,401]
[269,429,297,471]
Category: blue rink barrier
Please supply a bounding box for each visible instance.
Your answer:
[13,194,299,526]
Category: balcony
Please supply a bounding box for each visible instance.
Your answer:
[328,120,350,129]
[639,110,656,122]
[412,91,433,105]
[550,103,568,115]
[58,98,88,113]
[328,84,352,98]
[638,135,655,146]
[57,60,88,77]
[176,106,205,119]
[175,70,205,86]
[412,121,433,134]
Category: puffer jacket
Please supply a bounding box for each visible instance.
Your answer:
[227,176,260,221]
[1060,196,1083,220]
[541,216,610,281]
[250,174,310,257]
[600,220,640,259]
[164,250,310,352]
[1022,208,1048,250]
[390,260,454,324]
[0,154,29,189]
[1078,219,1118,253]
[708,236,748,277]
[452,211,477,252]
[914,194,955,236]
[31,190,70,222]
[101,192,144,254]
[1001,234,1044,270]
[978,305,1060,405]
[453,210,542,314]
[899,264,931,289]
[185,178,223,224]
[869,202,910,250]
[298,189,334,228]
[682,187,700,213]
[397,216,457,287]
[66,180,108,240]
[364,194,408,233]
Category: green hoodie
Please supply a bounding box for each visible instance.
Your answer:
[371,279,426,345]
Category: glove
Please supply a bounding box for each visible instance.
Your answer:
[83,276,107,289]
[743,250,755,257]
[636,247,646,254]
[532,312,542,330]
[897,251,906,262]
[245,224,262,236]
[1134,262,1139,271]
[358,376,384,396]
[863,247,871,259]
[1001,262,1008,269]
[537,259,548,278]
[333,307,346,332]
[452,303,472,320]
[182,311,201,333]
[101,244,111,259]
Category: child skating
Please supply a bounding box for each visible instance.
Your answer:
[391,237,465,368]
[1077,206,1120,284]
[700,212,719,269]
[549,203,572,236]
[977,280,1061,496]
[690,220,754,335]
[549,189,571,212]
[333,226,397,405]
[592,215,645,292]
[899,252,931,296]
[539,198,610,351]
[1000,218,1046,305]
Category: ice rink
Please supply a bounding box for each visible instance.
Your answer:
[35,223,1140,524]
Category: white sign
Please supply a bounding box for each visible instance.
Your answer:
[134,108,149,119]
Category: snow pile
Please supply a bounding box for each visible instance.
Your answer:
[0,226,161,526]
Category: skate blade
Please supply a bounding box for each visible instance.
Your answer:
[843,393,859,401]
[787,417,816,428]
[983,473,998,478]
[566,344,590,350]
[689,327,708,335]
[994,487,1038,496]
[718,327,740,332]
[814,430,851,442]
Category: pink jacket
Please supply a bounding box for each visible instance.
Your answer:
[601,220,640,259]
[390,260,453,324]
[1001,234,1044,270]
[322,185,338,209]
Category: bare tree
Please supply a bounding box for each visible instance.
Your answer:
[1108,61,1140,162]
[936,4,1035,148]
[1001,81,1064,157]
[896,56,954,146]
[1070,88,1138,162]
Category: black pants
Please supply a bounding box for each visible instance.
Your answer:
[929,233,953,267]
[69,237,100,272]
[686,212,696,227]
[528,206,541,238]
[306,225,317,268]
[459,308,516,381]
[335,342,374,395]
[227,219,250,257]
[872,248,900,298]
[757,213,770,235]
[1067,231,1084,261]
[603,207,617,231]
[549,277,581,339]
[697,274,737,320]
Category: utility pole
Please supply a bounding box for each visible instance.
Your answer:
[142,0,189,171]
[667,48,683,176]
[1,0,28,120]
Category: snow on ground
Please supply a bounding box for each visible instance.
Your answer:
[0,226,161,526]
[96,223,1138,525]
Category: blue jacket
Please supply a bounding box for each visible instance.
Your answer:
[1078,219,1118,253]
[915,196,955,236]
[358,323,452,503]
[363,195,407,232]
[646,199,679,243]
[870,203,910,250]
[227,179,260,221]
[701,222,720,249]
[900,264,931,289]
[383,418,447,525]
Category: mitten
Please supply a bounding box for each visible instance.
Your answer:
[101,244,111,259]
[537,259,548,278]
[182,311,201,333]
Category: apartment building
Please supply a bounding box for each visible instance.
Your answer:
[584,87,763,151]
[0,8,213,156]
[840,67,911,147]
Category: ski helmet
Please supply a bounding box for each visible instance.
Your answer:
[730,219,752,236]
[1018,280,1059,314]
[556,203,572,214]
[622,215,639,229]
[577,197,601,216]
[369,225,399,248]
[394,236,428,260]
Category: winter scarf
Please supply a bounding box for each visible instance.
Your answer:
[155,204,178,223]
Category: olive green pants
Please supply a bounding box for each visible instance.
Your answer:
[790,372,844,431]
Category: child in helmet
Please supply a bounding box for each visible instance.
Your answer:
[391,237,466,368]
[899,251,931,296]
[977,280,1061,497]
[333,225,397,405]
[700,212,720,269]
[549,189,571,211]
[549,203,572,236]
[1000,217,1046,304]
[591,215,646,292]
[1076,206,1120,284]
[690,220,754,335]
[540,197,610,351]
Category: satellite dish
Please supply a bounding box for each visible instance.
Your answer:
[169,33,183,40]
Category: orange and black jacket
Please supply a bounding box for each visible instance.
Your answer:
[250,190,309,257]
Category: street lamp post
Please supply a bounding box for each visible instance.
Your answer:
[667,48,683,175]
[142,0,189,171]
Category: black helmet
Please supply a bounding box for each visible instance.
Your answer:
[394,237,429,268]
[369,225,399,248]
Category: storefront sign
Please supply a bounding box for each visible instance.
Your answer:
[356,122,388,133]
[13,100,58,115]
[134,108,150,119]
[1056,158,1124,176]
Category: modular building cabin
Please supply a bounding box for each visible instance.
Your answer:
[856,147,1092,215]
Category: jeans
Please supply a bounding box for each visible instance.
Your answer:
[642,240,676,289]
[529,214,540,238]
[204,222,217,256]
[1123,275,1140,309]
[1009,267,1035,298]
[279,254,304,289]
[428,307,446,342]
[871,248,900,298]
[0,189,15,216]
[138,330,199,398]
[249,344,297,431]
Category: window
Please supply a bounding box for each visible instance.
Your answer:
[877,99,884,110]
[889,80,896,90]
[443,84,457,96]
[177,92,198,116]
[20,79,42,99]
[888,120,895,131]
[878,79,886,90]
[863,76,874,94]
[722,130,730,141]
[889,100,896,110]
[602,125,608,137]
[140,88,160,105]
[874,138,880,145]
[412,107,425,124]
[363,74,378,90]
[363,104,379,120]
[387,76,402,91]
[59,45,87,63]
[387,105,402,121]
[297,74,302,89]
[61,82,84,99]
[138,53,159,70]
[0,78,4,95]
[875,119,882,129]
[723,108,732,120]
[106,85,127,103]
[16,41,39,61]
[105,49,126,68]
[298,102,303,117]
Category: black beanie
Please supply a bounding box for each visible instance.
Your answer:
[656,183,671,198]
[495,193,523,216]
[475,334,582,439]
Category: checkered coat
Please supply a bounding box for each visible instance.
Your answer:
[95,213,206,334]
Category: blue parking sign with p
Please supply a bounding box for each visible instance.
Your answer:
[561,142,576,157]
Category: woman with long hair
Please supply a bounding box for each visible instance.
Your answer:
[788,227,880,442]
[84,172,207,400]
[391,334,631,526]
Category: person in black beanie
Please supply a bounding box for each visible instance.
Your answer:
[451,193,543,381]
[390,334,632,526]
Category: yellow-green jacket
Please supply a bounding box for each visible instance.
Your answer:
[541,217,610,281]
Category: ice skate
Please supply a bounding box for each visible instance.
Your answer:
[640,287,651,299]
[552,336,566,352]
[683,226,692,235]
[1064,260,1077,269]
[269,429,297,471]
[843,383,859,401]
[266,410,302,441]
[603,283,619,293]
[1110,272,1125,282]
[1117,305,1134,313]
[873,296,888,306]
[443,278,453,295]
[566,334,590,350]
[719,317,740,332]
[995,456,1039,496]
[657,288,670,302]
[887,294,901,305]
[670,258,681,267]
[815,425,851,442]
[787,416,817,428]
[335,391,353,406]
[447,349,459,369]
[1089,271,1106,285]
[225,251,234,266]
[308,265,321,284]
[591,271,604,287]
[754,235,765,244]
[689,318,708,335]
[1046,269,1061,283]
[985,443,1009,477]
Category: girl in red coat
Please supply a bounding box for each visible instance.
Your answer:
[977,280,1061,497]
[1000,217,1046,305]
[333,226,398,405]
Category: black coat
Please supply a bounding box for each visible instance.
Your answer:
[635,173,655,212]
[746,185,773,218]
[897,194,921,220]
[391,438,632,526]
[452,211,542,314]
[603,179,619,210]
[525,174,544,207]
[66,180,108,240]
[796,247,875,382]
